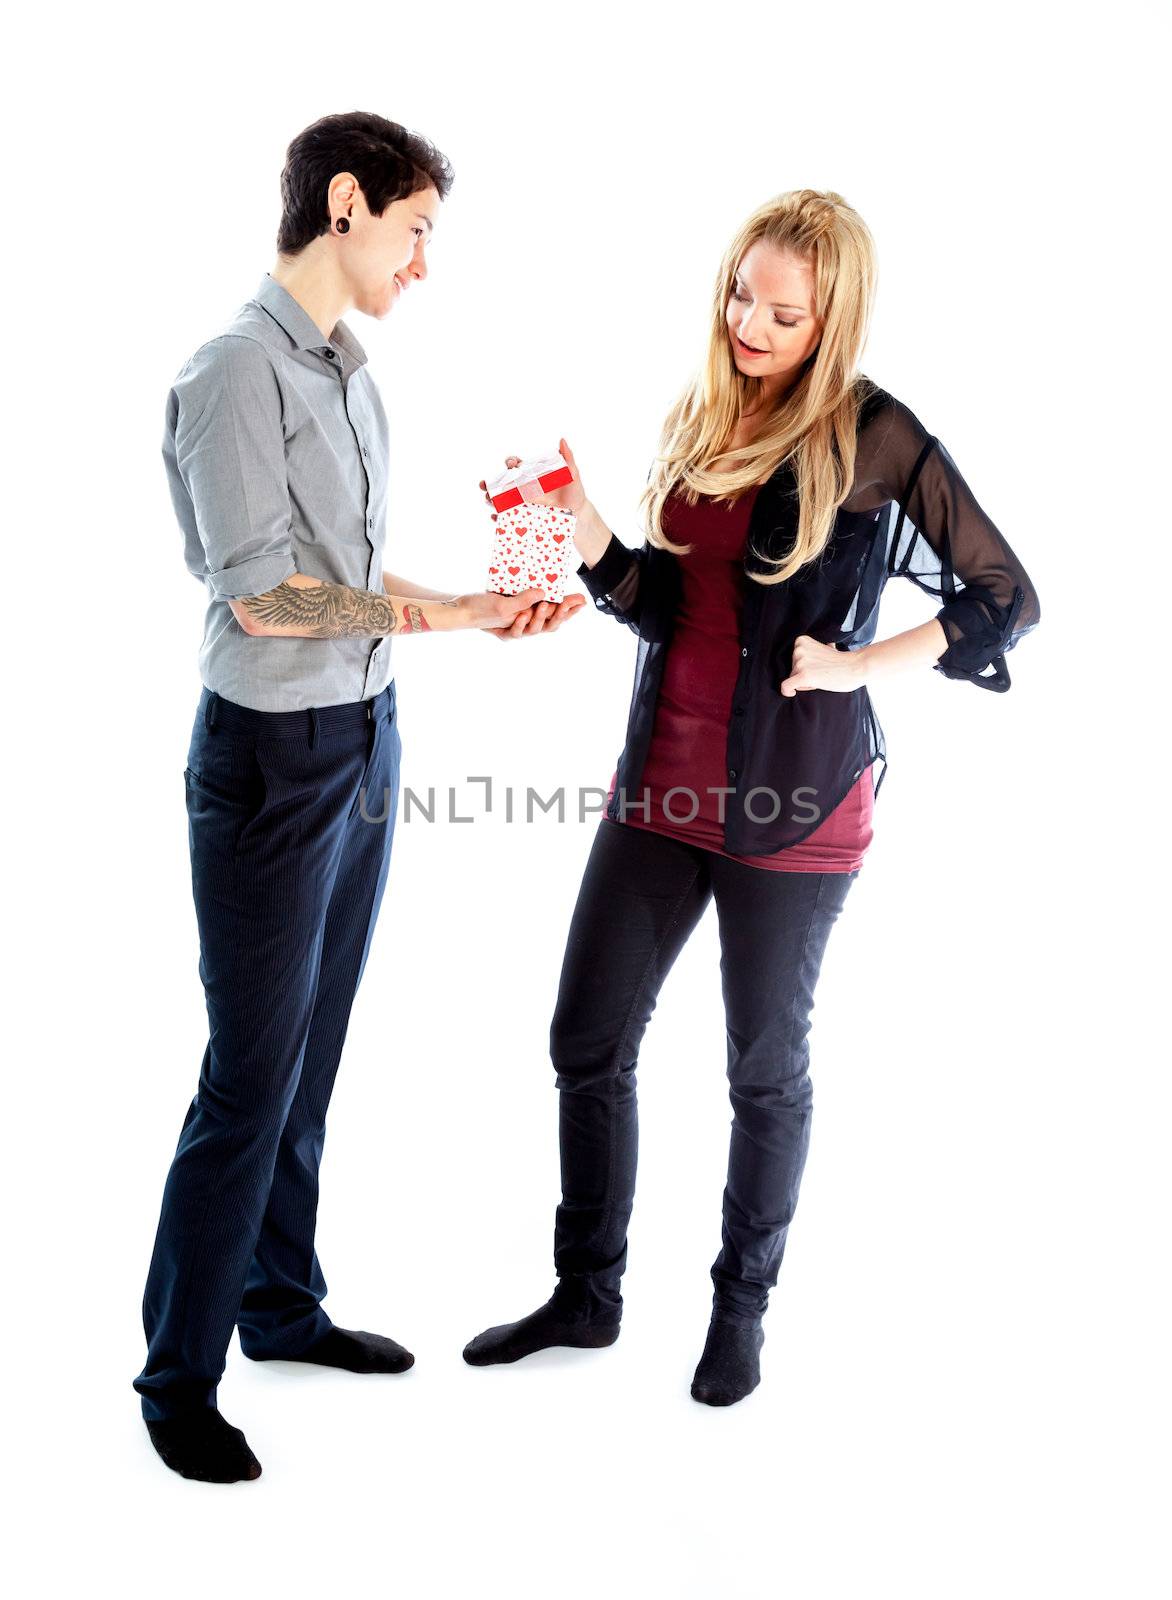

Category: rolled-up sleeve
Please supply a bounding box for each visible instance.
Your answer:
[871,398,1041,691]
[165,334,299,600]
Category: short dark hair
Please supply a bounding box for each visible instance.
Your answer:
[277,111,454,255]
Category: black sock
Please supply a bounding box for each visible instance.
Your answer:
[690,1315,765,1406]
[145,1410,262,1482]
[248,1325,414,1374]
[463,1284,621,1367]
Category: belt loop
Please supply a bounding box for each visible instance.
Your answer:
[204,691,219,733]
[308,706,319,749]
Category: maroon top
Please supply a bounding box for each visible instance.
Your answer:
[606,483,873,872]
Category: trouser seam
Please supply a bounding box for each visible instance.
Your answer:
[787,873,827,1074]
[596,859,707,1254]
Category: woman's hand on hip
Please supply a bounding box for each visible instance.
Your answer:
[779,636,868,696]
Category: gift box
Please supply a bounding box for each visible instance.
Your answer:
[485,452,577,603]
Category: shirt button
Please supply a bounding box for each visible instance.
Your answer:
[728,768,737,781]
[741,646,749,657]
[733,705,745,717]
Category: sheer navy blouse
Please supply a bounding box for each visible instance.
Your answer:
[576,379,1042,857]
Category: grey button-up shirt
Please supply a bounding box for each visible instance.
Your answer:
[163,272,394,711]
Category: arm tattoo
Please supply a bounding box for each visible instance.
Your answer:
[402,603,431,633]
[240,580,404,639]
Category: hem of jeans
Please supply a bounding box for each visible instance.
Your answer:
[710,1302,766,1330]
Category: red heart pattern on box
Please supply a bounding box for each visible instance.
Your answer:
[488,504,577,603]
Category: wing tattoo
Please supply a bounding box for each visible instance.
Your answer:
[239,580,402,638]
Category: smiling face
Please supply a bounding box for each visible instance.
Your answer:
[332,179,441,320]
[726,240,823,401]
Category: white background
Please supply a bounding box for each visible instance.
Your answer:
[5,1,1167,1594]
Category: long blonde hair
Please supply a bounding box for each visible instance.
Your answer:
[640,188,879,585]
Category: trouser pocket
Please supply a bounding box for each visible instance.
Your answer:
[184,732,265,859]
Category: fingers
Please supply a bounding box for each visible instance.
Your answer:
[519,594,585,635]
[491,590,543,642]
[501,593,543,635]
[527,601,555,635]
[543,595,586,632]
[479,460,519,509]
[483,592,585,638]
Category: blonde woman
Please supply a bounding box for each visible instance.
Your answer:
[464,189,1041,1405]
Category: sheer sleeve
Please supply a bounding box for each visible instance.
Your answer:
[855,393,1042,691]
[576,531,647,634]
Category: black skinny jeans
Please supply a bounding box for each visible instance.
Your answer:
[550,817,858,1327]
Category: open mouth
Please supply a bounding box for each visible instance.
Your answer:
[735,334,767,357]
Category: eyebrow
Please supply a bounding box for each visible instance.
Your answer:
[415,213,435,233]
[734,274,808,314]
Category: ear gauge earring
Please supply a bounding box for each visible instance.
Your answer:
[335,217,350,234]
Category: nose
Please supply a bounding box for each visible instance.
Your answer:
[737,313,767,350]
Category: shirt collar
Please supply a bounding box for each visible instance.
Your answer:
[252,273,369,369]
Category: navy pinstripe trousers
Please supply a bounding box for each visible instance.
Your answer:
[134,680,401,1421]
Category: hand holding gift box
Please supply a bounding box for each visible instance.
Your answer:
[484,448,579,603]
